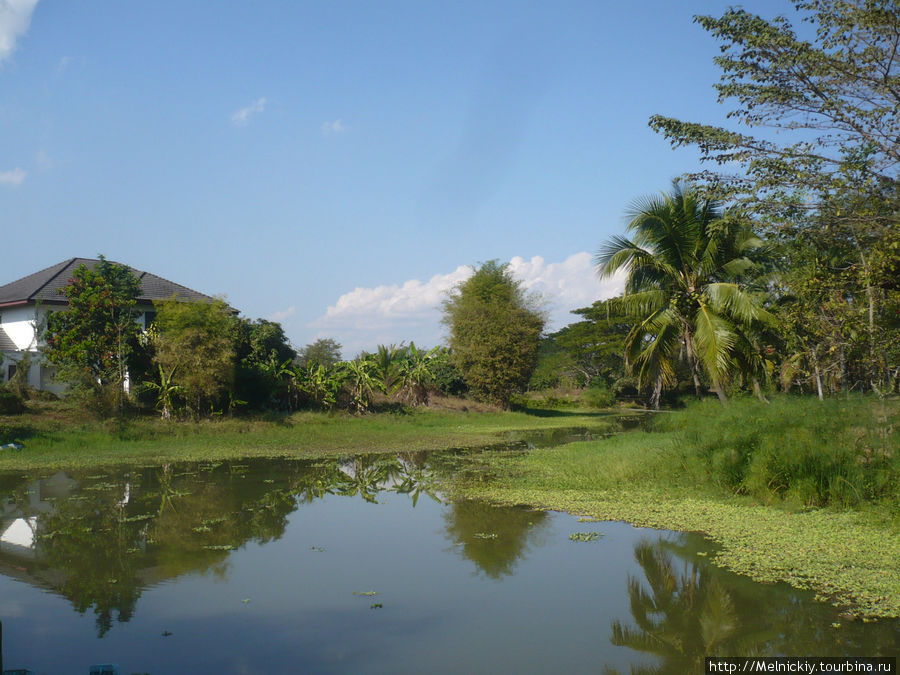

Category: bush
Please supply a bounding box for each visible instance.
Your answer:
[581,385,614,409]
[0,390,26,415]
[654,395,898,508]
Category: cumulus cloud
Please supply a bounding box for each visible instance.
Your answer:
[321,119,345,135]
[269,306,296,322]
[311,253,626,356]
[0,0,38,66]
[230,97,267,126]
[0,167,26,185]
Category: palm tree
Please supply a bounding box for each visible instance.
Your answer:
[596,181,773,407]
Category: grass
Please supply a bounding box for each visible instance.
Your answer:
[0,399,632,470]
[442,395,900,618]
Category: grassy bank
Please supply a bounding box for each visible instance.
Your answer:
[0,400,631,470]
[443,396,900,618]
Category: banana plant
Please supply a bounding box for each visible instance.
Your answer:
[398,342,437,406]
[341,358,378,413]
[142,364,183,420]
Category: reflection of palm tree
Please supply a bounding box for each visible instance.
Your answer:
[607,539,739,674]
[333,456,401,503]
[393,462,441,507]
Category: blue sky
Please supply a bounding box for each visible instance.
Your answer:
[1,0,789,356]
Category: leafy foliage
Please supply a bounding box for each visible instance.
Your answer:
[442,261,545,408]
[44,257,143,411]
[648,1,900,395]
[596,182,773,407]
[297,338,342,368]
[152,298,236,416]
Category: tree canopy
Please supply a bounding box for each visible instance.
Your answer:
[442,261,545,408]
[648,0,899,395]
[152,297,236,415]
[44,256,142,408]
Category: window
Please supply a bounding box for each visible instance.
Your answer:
[7,364,16,381]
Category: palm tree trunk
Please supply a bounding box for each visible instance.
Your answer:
[682,326,702,398]
[651,376,662,410]
[712,381,728,403]
[751,377,768,403]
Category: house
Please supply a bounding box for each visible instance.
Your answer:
[0,258,217,393]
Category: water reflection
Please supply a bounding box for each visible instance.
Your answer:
[606,537,899,674]
[0,453,897,670]
[443,500,548,578]
[0,454,442,637]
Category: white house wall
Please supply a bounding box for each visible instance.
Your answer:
[2,303,157,393]
[1,305,40,350]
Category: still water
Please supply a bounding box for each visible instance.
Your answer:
[0,453,896,673]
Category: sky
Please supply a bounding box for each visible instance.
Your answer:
[1,0,791,357]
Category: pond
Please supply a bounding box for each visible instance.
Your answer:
[0,452,896,673]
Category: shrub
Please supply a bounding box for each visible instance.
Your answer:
[581,385,614,409]
[0,390,26,415]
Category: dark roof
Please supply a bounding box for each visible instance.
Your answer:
[0,258,217,307]
[0,326,16,351]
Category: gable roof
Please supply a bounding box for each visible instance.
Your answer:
[0,258,217,307]
[0,326,16,351]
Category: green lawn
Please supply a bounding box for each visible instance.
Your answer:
[0,402,629,470]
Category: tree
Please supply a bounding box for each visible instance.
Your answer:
[152,298,235,416]
[596,182,773,408]
[529,298,632,390]
[648,1,900,394]
[44,256,142,410]
[232,318,296,410]
[297,338,342,368]
[442,261,545,408]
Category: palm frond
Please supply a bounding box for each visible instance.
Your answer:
[703,283,777,326]
[595,235,645,277]
[616,290,668,319]
[692,303,737,383]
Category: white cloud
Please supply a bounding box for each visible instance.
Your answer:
[230,97,267,126]
[321,119,345,135]
[0,167,26,185]
[311,253,626,356]
[269,306,296,322]
[0,0,38,66]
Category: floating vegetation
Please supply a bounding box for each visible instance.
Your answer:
[370,603,383,609]
[192,525,212,533]
[577,516,601,523]
[203,544,236,551]
[161,631,173,637]
[353,591,378,597]
[310,546,325,552]
[241,598,251,604]
[82,482,120,491]
[201,517,226,526]
[122,514,154,523]
[569,532,602,542]
[473,532,498,539]
[263,479,275,483]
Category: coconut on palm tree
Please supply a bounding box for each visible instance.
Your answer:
[596,181,773,407]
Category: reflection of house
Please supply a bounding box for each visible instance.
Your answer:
[0,258,217,393]
[0,472,78,560]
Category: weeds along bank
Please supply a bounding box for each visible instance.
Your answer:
[444,395,900,618]
[0,402,631,471]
